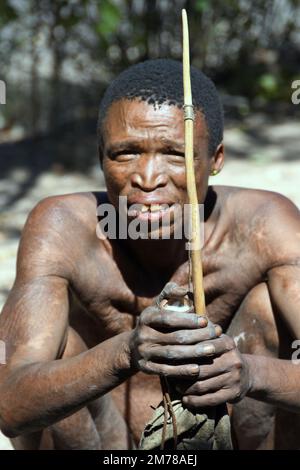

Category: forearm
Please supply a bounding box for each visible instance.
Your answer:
[0,331,135,436]
[244,353,300,412]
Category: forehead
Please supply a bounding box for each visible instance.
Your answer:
[102,99,208,145]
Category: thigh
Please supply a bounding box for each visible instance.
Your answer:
[227,283,300,449]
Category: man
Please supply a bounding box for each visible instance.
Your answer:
[0,59,300,450]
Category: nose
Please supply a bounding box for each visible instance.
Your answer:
[130,154,168,191]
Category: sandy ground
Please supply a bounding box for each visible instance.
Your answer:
[0,116,299,449]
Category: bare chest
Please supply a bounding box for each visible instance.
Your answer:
[71,238,264,344]
[70,237,265,442]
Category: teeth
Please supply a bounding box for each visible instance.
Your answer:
[150,204,161,213]
[138,204,170,213]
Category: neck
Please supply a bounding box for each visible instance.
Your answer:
[125,237,188,275]
[203,185,220,243]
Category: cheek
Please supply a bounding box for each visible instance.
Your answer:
[103,161,128,193]
[194,160,210,199]
[167,166,189,203]
[196,166,210,184]
[194,155,210,177]
[170,165,187,188]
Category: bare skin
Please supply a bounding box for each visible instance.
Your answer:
[1,99,300,450]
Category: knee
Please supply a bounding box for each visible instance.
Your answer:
[242,283,271,311]
[61,327,88,358]
[228,283,279,355]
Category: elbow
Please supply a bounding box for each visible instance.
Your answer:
[0,388,19,436]
[0,412,40,438]
[0,396,27,438]
[0,397,46,437]
[0,366,42,437]
[0,414,20,438]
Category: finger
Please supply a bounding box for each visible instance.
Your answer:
[182,372,232,395]
[159,282,188,301]
[153,324,222,345]
[213,324,223,337]
[188,335,235,357]
[143,342,217,361]
[138,359,200,378]
[198,356,227,379]
[177,349,237,382]
[142,307,207,329]
[182,389,233,410]
[144,335,234,361]
[158,282,194,312]
[174,358,227,394]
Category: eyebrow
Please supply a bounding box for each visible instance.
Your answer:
[106,141,143,155]
[106,139,185,155]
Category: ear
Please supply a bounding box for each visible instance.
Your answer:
[210,143,224,175]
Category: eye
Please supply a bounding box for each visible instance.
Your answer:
[166,151,185,163]
[172,151,185,158]
[110,150,139,162]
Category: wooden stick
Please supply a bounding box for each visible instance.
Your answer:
[159,11,206,450]
[182,9,206,316]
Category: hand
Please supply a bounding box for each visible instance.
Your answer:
[178,334,251,409]
[129,282,222,378]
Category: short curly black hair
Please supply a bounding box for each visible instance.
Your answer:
[98,58,223,156]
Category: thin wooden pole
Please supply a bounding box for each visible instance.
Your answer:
[182,9,206,316]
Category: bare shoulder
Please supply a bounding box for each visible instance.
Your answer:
[232,186,297,222]
[214,184,298,219]
[17,192,105,279]
[215,185,300,266]
[27,192,99,228]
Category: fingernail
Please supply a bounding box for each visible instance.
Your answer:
[203,344,215,355]
[198,316,207,327]
[176,285,187,292]
[190,364,200,375]
[208,323,216,338]
[198,344,215,355]
[215,325,222,336]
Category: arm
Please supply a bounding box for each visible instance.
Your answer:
[180,195,300,412]
[241,196,300,411]
[0,198,133,437]
[244,263,300,412]
[155,273,300,412]
[130,195,300,413]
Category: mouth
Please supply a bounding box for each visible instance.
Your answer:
[127,203,175,222]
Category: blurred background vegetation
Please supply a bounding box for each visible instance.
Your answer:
[0,0,299,174]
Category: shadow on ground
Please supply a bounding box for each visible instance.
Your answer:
[0,117,98,210]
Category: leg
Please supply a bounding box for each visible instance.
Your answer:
[227,282,300,449]
[11,327,134,449]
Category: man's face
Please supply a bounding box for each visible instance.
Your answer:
[100,99,213,237]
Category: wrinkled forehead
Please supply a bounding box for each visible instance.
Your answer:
[101,98,208,147]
